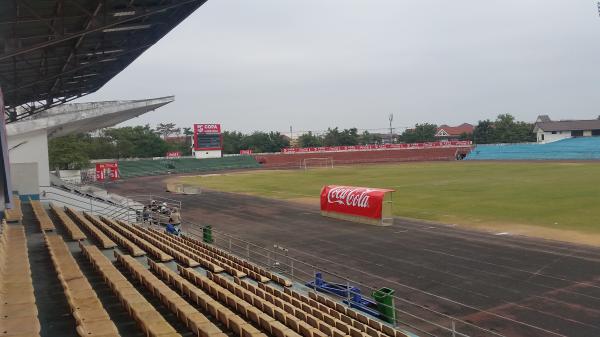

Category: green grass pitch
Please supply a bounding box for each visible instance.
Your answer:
[180,162,600,234]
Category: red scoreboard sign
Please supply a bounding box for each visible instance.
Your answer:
[193,124,223,151]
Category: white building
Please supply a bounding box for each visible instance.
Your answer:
[533,115,600,143]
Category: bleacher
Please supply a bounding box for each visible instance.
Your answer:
[466,137,600,160]
[117,156,260,178]
[2,199,410,337]
[255,148,469,169]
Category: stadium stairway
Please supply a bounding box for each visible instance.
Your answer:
[466,137,600,160]
[3,200,411,337]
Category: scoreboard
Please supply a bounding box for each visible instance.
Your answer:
[193,124,222,159]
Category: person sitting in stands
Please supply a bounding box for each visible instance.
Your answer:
[142,207,150,224]
[169,208,181,230]
[165,223,179,236]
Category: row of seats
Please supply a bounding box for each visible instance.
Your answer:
[65,208,116,249]
[45,234,120,337]
[148,260,268,337]
[178,266,300,337]
[142,227,242,276]
[211,272,406,337]
[99,216,173,262]
[181,234,292,287]
[49,203,87,241]
[214,270,346,337]
[306,293,399,337]
[116,253,228,337]
[0,221,40,337]
[31,199,55,231]
[112,220,200,268]
[4,197,22,223]
[80,242,182,337]
[83,212,146,257]
[256,283,402,337]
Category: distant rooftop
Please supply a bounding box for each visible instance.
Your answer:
[534,115,600,132]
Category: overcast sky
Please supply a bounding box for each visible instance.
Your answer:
[82,0,600,134]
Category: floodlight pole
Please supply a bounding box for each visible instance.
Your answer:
[388,114,394,144]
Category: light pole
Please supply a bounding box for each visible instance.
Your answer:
[388,114,394,144]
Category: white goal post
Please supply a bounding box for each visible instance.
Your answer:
[301,157,334,170]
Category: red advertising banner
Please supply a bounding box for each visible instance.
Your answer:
[283,140,472,154]
[95,162,119,182]
[240,149,253,155]
[320,185,394,219]
[166,151,181,158]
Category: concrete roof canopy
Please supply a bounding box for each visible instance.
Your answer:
[6,96,174,138]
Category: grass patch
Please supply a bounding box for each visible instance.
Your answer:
[179,162,600,233]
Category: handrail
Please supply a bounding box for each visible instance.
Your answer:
[39,187,138,222]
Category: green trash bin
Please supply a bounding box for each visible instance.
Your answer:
[203,225,213,243]
[372,287,395,324]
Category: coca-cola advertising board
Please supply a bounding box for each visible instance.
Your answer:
[320,185,394,219]
[283,140,472,154]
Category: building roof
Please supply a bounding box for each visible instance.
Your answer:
[535,119,600,132]
[6,96,174,139]
[435,123,474,137]
[0,0,207,122]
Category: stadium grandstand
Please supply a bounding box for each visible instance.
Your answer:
[255,147,472,169]
[0,2,421,337]
[466,137,600,160]
[117,156,260,178]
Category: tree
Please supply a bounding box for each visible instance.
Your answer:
[48,135,90,170]
[322,127,360,146]
[183,127,193,136]
[401,123,437,143]
[297,132,323,147]
[155,122,177,139]
[472,120,494,144]
[472,114,535,144]
[222,131,244,154]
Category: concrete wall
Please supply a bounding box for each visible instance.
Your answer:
[193,149,222,159]
[537,130,572,143]
[58,170,82,184]
[9,162,39,197]
[8,129,49,192]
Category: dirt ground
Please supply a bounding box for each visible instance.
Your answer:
[108,175,600,337]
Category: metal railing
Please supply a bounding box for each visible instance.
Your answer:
[180,221,510,337]
[39,187,138,222]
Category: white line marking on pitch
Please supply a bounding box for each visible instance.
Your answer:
[394,230,408,233]
[495,232,510,236]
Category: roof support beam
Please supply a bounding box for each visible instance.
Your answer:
[0,0,201,62]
